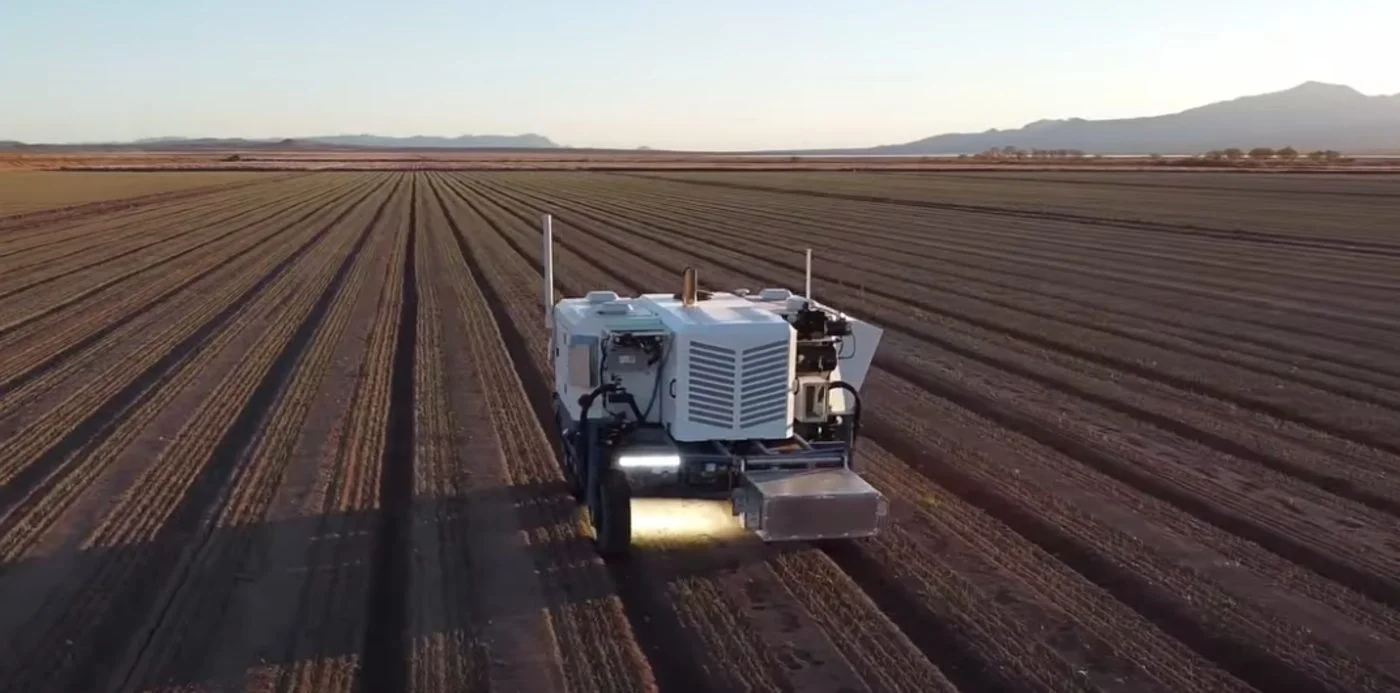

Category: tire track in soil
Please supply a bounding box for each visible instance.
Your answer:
[479,180,1400,579]
[466,174,1400,692]
[359,174,418,693]
[618,172,1400,258]
[105,175,397,693]
[442,175,964,693]
[0,176,393,542]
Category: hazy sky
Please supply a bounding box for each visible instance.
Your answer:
[3,0,1396,150]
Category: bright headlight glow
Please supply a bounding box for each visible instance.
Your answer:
[616,453,681,469]
[629,498,745,545]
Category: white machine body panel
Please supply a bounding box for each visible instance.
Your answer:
[636,293,795,442]
[550,288,883,438]
[552,295,668,424]
[541,212,889,546]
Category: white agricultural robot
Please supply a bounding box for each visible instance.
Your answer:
[543,215,888,557]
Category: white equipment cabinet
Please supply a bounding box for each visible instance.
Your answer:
[542,214,888,557]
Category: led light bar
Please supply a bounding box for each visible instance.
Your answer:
[617,454,682,469]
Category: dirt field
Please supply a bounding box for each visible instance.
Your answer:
[0,171,286,215]
[1,170,1398,693]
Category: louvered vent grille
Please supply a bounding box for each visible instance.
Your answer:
[739,341,790,428]
[686,342,736,428]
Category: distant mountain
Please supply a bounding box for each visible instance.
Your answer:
[123,133,558,149]
[854,82,1400,155]
[308,133,557,148]
[10,133,562,150]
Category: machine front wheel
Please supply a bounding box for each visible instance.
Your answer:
[594,468,632,559]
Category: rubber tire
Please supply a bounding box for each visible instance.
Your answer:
[553,398,584,501]
[594,468,632,559]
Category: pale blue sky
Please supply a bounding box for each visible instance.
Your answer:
[2,0,1395,150]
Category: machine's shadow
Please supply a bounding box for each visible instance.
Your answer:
[0,479,789,693]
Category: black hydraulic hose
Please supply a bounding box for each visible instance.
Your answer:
[828,381,861,446]
[576,383,620,475]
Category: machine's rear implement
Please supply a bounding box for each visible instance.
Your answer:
[542,214,887,557]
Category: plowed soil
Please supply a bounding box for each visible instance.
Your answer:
[1,170,1397,693]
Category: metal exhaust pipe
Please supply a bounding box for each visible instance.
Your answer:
[681,267,697,306]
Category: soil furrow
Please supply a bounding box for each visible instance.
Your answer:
[0,177,390,537]
[0,173,296,238]
[580,174,1400,309]
[109,179,397,692]
[0,175,374,397]
[431,176,662,693]
[359,174,418,693]
[410,174,543,691]
[106,175,391,693]
[270,174,410,693]
[624,172,1400,256]
[0,176,320,286]
[0,176,393,693]
[0,175,365,333]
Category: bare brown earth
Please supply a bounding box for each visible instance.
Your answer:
[0,169,1397,693]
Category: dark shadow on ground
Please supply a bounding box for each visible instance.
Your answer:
[0,478,775,693]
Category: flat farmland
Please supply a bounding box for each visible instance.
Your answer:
[0,169,1398,693]
[0,171,287,216]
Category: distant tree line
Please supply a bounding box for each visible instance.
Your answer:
[1198,147,1345,162]
[958,145,1351,164]
[966,146,1087,160]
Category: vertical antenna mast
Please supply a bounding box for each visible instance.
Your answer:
[804,248,813,300]
[542,214,554,327]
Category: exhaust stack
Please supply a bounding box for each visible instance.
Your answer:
[681,267,697,306]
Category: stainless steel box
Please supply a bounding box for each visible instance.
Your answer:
[734,468,887,541]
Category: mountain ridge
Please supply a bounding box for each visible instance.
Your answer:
[846,82,1400,155]
[5,133,560,150]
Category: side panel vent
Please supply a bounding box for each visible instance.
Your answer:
[739,341,790,428]
[687,341,736,428]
